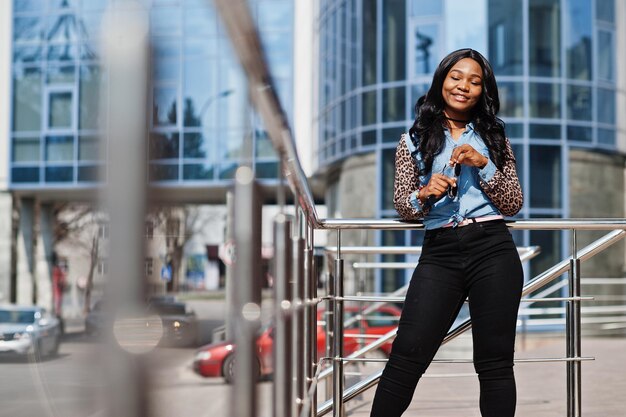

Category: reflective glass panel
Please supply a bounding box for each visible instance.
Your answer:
[566,85,591,121]
[184,5,218,37]
[262,32,292,79]
[12,137,41,162]
[598,128,615,146]
[45,135,74,161]
[81,0,108,11]
[153,87,178,126]
[566,0,592,80]
[13,46,43,63]
[529,124,560,139]
[529,0,561,77]
[256,161,279,179]
[505,123,523,138]
[12,167,40,183]
[567,125,592,142]
[529,145,561,208]
[362,0,377,85]
[48,91,73,129]
[362,130,377,146]
[78,165,101,182]
[488,0,523,75]
[46,14,79,42]
[45,166,73,182]
[383,126,405,143]
[150,132,180,160]
[13,67,42,132]
[150,164,179,181]
[151,7,181,36]
[183,58,218,128]
[219,58,246,128]
[383,0,406,82]
[183,132,209,159]
[410,23,439,76]
[255,130,278,158]
[597,88,615,125]
[383,87,405,123]
[47,65,75,84]
[362,90,377,125]
[258,1,293,29]
[183,163,213,180]
[80,11,105,40]
[153,58,179,82]
[597,30,614,81]
[79,136,100,160]
[498,82,523,117]
[445,0,487,53]
[47,45,79,61]
[529,83,560,119]
[14,0,43,12]
[219,131,245,160]
[80,65,102,129]
[596,0,615,23]
[13,17,43,42]
[410,0,442,16]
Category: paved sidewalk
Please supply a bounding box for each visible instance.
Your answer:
[335,336,626,416]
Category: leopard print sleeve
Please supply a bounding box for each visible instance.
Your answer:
[393,135,428,220]
[479,138,523,217]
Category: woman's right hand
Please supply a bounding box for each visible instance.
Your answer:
[419,174,457,205]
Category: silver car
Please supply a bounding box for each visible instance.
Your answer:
[0,305,61,359]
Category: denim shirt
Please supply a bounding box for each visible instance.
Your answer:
[408,123,500,230]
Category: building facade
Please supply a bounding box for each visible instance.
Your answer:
[4,0,294,314]
[317,0,626,292]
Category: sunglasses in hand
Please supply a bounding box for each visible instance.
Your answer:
[441,163,461,198]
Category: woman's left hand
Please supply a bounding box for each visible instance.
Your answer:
[450,144,489,169]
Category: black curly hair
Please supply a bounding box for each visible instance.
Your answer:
[408,48,507,175]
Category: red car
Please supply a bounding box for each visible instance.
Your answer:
[192,305,402,383]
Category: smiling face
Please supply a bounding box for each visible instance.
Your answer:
[441,57,483,120]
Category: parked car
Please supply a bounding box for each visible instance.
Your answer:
[0,305,62,359]
[85,297,198,347]
[193,305,402,383]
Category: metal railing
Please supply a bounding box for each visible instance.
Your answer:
[212,2,626,417]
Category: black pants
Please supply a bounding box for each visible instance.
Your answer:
[370,220,524,417]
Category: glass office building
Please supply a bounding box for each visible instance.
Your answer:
[318,0,623,290]
[10,0,292,189]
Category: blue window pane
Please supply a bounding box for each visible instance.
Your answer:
[48,91,73,128]
[80,11,105,40]
[14,0,44,12]
[150,164,179,181]
[362,91,377,125]
[184,5,218,37]
[217,163,237,180]
[505,123,523,138]
[256,161,279,179]
[529,83,561,119]
[12,167,40,183]
[151,7,181,36]
[255,130,277,158]
[567,85,591,120]
[79,136,101,161]
[567,126,592,142]
[383,0,406,82]
[597,30,614,81]
[362,0,377,85]
[81,0,108,11]
[80,65,102,129]
[566,0,592,80]
[383,126,405,144]
[410,23,439,76]
[498,82,523,118]
[596,0,615,23]
[12,137,41,162]
[47,45,79,61]
[13,67,42,132]
[183,164,213,180]
[489,0,523,76]
[219,130,245,160]
[46,136,74,161]
[150,132,179,160]
[153,58,179,82]
[13,46,43,63]
[183,132,209,158]
[184,58,218,128]
[383,87,405,123]
[529,124,560,140]
[48,0,78,9]
[78,165,102,182]
[597,88,615,124]
[153,87,178,126]
[258,1,292,28]
[219,58,246,128]
[529,0,561,77]
[13,17,43,42]
[410,0,442,16]
[261,32,292,79]
[47,65,75,84]
[530,146,561,208]
[46,14,79,42]
[598,128,615,146]
[81,43,99,60]
[45,166,73,182]
[362,130,376,146]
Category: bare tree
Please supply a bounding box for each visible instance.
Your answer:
[54,203,105,314]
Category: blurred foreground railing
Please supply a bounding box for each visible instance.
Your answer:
[212,2,626,417]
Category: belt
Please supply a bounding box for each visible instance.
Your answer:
[442,215,504,228]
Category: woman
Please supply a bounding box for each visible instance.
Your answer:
[370,49,524,417]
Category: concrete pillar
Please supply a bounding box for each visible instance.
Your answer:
[35,203,54,311]
[16,198,35,305]
[0,193,12,303]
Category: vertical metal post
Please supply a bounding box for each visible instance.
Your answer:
[301,213,312,415]
[332,230,345,417]
[293,208,305,416]
[566,229,582,417]
[225,191,235,341]
[307,222,317,417]
[273,215,293,417]
[325,267,334,403]
[100,3,149,416]
[231,166,262,417]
